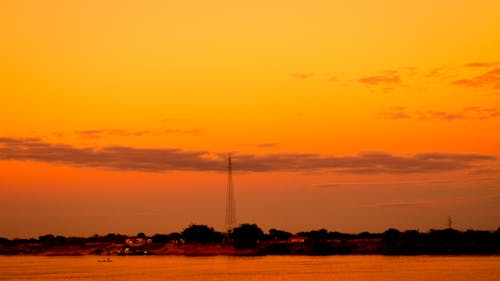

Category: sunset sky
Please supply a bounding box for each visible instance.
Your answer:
[1,0,500,238]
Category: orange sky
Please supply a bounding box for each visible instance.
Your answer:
[1,0,499,238]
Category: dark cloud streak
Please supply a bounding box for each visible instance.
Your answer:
[453,67,500,89]
[464,61,500,68]
[255,142,280,148]
[380,106,500,121]
[75,128,204,139]
[0,137,496,174]
[76,129,150,139]
[291,73,314,80]
[358,70,402,86]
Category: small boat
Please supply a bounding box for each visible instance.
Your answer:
[97,258,112,262]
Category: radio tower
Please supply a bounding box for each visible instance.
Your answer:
[225,154,237,232]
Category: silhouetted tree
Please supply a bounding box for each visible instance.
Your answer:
[496,227,500,252]
[268,229,292,240]
[152,234,169,244]
[298,229,335,255]
[65,237,86,246]
[167,232,182,241]
[383,228,401,241]
[464,230,496,254]
[39,234,57,247]
[11,238,32,244]
[399,230,425,254]
[137,232,147,239]
[428,228,465,254]
[110,233,127,244]
[182,225,222,244]
[297,229,329,241]
[87,234,103,243]
[103,233,116,242]
[55,235,66,245]
[380,228,402,254]
[327,231,352,239]
[357,232,372,239]
[231,224,264,249]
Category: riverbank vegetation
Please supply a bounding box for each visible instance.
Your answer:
[1,224,499,256]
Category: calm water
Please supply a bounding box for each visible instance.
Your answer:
[0,255,499,281]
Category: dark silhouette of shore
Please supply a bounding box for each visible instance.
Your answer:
[1,224,499,256]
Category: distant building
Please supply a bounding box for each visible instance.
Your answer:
[288,237,307,243]
[122,237,152,255]
[125,237,149,247]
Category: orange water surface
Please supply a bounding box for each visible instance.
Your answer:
[0,255,499,281]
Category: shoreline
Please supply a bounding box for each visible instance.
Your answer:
[2,240,499,256]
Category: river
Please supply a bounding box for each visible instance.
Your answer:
[0,255,499,281]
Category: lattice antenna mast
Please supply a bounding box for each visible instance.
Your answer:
[225,153,237,232]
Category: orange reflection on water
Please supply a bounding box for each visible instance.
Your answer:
[1,255,499,281]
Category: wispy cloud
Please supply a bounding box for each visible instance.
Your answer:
[467,168,500,176]
[75,128,204,139]
[312,179,453,188]
[76,129,150,139]
[453,67,500,89]
[0,137,496,174]
[464,61,500,68]
[163,128,204,136]
[293,61,500,90]
[425,67,451,79]
[291,73,314,80]
[416,110,466,121]
[290,72,341,83]
[359,201,430,209]
[358,71,401,86]
[380,106,500,121]
[160,117,198,123]
[358,195,500,209]
[0,137,220,172]
[378,107,411,119]
[255,142,280,148]
[313,176,500,189]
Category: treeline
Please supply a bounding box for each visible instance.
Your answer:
[1,225,500,255]
[0,233,129,246]
[378,228,500,255]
